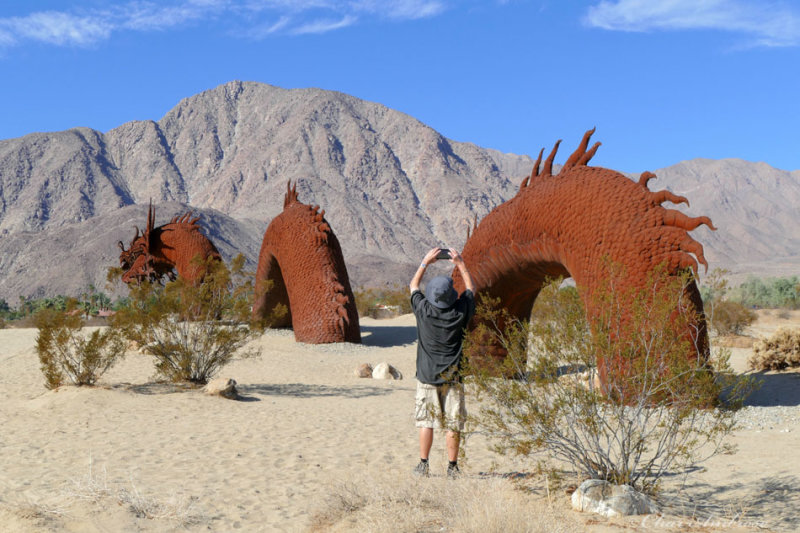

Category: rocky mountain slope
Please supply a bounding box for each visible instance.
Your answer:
[0,81,797,302]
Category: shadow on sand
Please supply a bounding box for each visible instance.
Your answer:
[360,324,418,347]
[743,371,800,407]
[114,382,397,402]
[237,382,396,400]
[660,473,800,531]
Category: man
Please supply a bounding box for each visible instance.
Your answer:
[409,247,476,478]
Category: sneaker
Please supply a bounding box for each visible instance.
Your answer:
[447,463,460,479]
[413,460,430,477]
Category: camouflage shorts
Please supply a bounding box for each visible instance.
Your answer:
[415,380,466,431]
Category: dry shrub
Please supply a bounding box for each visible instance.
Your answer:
[464,265,755,494]
[111,255,260,384]
[34,309,126,389]
[748,328,800,371]
[709,300,756,336]
[309,470,574,533]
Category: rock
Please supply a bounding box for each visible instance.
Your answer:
[204,377,238,399]
[571,479,658,517]
[372,362,403,380]
[354,363,373,378]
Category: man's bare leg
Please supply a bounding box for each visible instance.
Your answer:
[446,431,460,462]
[419,427,434,459]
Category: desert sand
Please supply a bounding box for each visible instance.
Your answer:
[0,311,798,532]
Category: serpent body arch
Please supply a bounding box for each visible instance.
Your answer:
[252,182,361,344]
[453,129,714,381]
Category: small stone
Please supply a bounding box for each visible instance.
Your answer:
[571,479,658,517]
[372,362,403,380]
[204,377,238,399]
[354,363,373,378]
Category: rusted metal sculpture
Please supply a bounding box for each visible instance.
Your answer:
[252,182,361,344]
[453,129,714,385]
[119,203,222,285]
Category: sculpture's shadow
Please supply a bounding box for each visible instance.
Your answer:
[237,383,395,400]
[360,325,417,347]
[743,371,800,407]
[659,474,800,531]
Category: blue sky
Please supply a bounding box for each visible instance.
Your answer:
[1,0,799,172]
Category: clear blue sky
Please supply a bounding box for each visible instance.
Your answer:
[1,1,799,172]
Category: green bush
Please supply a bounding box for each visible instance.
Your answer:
[464,267,754,494]
[34,309,126,389]
[701,270,800,310]
[709,300,757,336]
[111,255,261,384]
[354,284,412,317]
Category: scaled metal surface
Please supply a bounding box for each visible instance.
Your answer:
[252,182,361,344]
[453,129,714,383]
[119,204,222,285]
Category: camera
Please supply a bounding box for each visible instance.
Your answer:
[436,249,451,260]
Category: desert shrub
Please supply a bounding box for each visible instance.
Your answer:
[701,269,756,336]
[464,267,754,494]
[747,328,800,371]
[709,300,757,336]
[354,283,412,317]
[111,255,260,384]
[34,309,126,389]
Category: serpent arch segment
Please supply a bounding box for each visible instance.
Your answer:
[252,182,361,344]
[453,129,715,380]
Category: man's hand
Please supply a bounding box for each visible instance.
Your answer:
[422,247,442,267]
[448,248,475,293]
[411,248,444,292]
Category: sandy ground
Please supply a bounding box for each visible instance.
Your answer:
[0,310,798,532]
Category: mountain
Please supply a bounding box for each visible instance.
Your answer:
[0,81,797,302]
[655,159,800,282]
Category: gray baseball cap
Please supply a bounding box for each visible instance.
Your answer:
[426,276,457,309]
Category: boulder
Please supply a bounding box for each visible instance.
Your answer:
[354,363,373,378]
[571,479,658,517]
[203,377,238,399]
[372,362,403,380]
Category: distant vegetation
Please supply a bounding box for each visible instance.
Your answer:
[0,285,126,325]
[353,284,412,318]
[700,271,800,309]
[698,270,799,337]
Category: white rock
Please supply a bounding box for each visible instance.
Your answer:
[372,362,403,380]
[571,479,658,517]
[203,377,238,399]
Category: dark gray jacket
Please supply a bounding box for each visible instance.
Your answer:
[411,289,475,384]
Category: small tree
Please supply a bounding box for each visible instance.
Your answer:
[112,255,261,384]
[464,267,755,494]
[702,269,756,336]
[34,308,126,389]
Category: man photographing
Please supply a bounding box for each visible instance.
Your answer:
[409,247,476,478]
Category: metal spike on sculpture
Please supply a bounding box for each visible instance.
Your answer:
[118,201,222,285]
[252,181,361,344]
[453,128,715,386]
